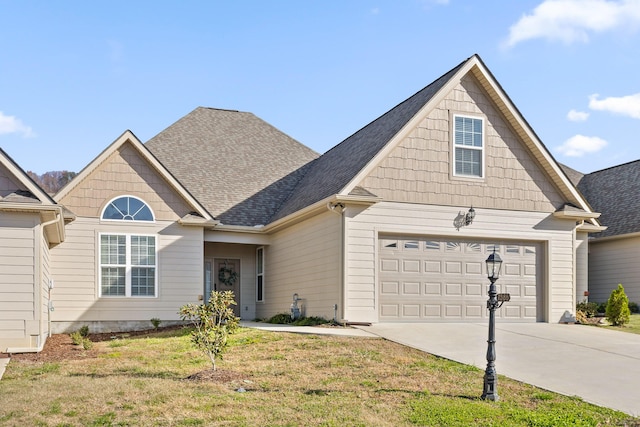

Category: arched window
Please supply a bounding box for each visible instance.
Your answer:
[102,196,154,221]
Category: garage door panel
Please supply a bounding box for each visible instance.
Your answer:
[425,283,442,295]
[381,281,399,295]
[465,283,482,296]
[445,261,462,274]
[424,261,441,273]
[403,282,421,295]
[466,262,482,274]
[445,283,462,296]
[381,259,399,272]
[403,260,421,273]
[424,305,441,317]
[466,305,483,318]
[379,236,542,322]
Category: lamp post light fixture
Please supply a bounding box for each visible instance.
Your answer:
[482,249,504,401]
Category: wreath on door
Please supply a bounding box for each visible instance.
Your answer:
[218,261,238,287]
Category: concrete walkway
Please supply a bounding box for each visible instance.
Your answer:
[239,321,377,338]
[0,357,8,380]
[356,322,640,416]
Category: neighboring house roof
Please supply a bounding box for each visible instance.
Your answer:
[55,130,215,224]
[145,107,319,226]
[577,159,640,238]
[0,147,66,244]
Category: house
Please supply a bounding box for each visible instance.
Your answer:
[569,161,640,305]
[1,54,605,352]
[0,148,66,352]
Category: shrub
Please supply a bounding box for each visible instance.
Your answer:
[78,325,90,337]
[179,290,239,370]
[576,301,598,318]
[150,317,161,329]
[605,284,631,326]
[266,313,294,324]
[628,301,639,314]
[596,302,607,314]
[69,331,84,346]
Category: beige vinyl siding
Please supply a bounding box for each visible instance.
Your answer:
[575,232,589,303]
[204,243,257,319]
[0,212,38,349]
[57,142,192,220]
[39,229,52,340]
[588,237,640,305]
[259,211,341,320]
[344,202,576,323]
[50,218,204,329]
[358,73,565,213]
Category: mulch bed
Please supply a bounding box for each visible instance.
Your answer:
[4,326,185,363]
[2,326,246,384]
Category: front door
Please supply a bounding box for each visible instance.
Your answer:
[214,258,241,317]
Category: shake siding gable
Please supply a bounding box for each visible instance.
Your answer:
[57,142,192,220]
[50,137,208,332]
[357,74,564,212]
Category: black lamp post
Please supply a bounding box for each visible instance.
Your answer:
[482,249,503,401]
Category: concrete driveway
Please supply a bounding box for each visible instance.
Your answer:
[357,322,640,416]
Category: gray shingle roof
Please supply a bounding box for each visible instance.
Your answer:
[145,107,319,226]
[578,160,640,238]
[271,57,469,221]
[559,163,585,187]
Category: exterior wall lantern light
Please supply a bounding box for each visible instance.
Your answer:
[464,206,475,226]
[482,249,510,401]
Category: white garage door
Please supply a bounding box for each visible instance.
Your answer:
[378,236,542,322]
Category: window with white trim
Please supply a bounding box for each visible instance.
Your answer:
[453,115,484,178]
[102,196,155,221]
[256,247,264,302]
[100,234,157,297]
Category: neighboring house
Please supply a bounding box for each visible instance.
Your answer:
[0,149,66,352]
[570,161,640,305]
[1,54,605,352]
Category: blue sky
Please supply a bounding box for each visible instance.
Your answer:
[1,0,639,174]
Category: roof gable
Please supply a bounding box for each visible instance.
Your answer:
[145,107,319,226]
[272,54,597,224]
[55,130,213,222]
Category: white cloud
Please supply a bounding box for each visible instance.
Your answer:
[589,92,640,118]
[556,134,608,157]
[504,0,640,48]
[0,111,34,138]
[567,109,590,121]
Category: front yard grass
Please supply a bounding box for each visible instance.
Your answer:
[1,327,637,426]
[602,313,640,334]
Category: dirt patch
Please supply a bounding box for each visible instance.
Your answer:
[184,368,247,383]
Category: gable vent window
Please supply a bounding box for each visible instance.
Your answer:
[102,196,154,221]
[453,115,484,178]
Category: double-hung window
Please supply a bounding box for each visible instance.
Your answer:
[100,234,157,297]
[453,115,484,178]
[99,196,157,297]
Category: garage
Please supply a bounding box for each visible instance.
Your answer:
[378,236,542,322]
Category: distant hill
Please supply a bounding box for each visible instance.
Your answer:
[27,170,77,194]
